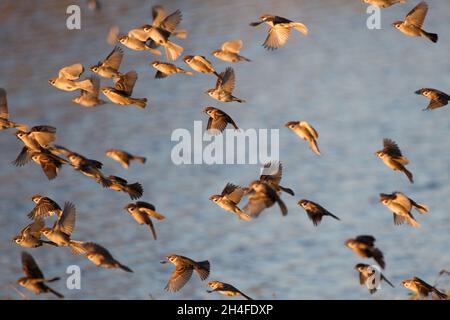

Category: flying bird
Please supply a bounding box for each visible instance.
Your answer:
[40,202,80,247]
[392,1,438,43]
[13,219,56,248]
[105,149,146,169]
[244,180,288,217]
[101,71,147,108]
[183,55,220,77]
[402,277,447,300]
[415,88,450,111]
[107,175,143,200]
[258,161,295,196]
[250,14,308,50]
[28,195,62,220]
[297,199,340,226]
[72,75,106,107]
[362,0,406,8]
[150,61,193,78]
[379,192,428,228]
[354,263,394,294]
[118,35,162,56]
[212,40,251,63]
[203,106,238,134]
[285,121,321,156]
[90,46,124,79]
[375,138,414,183]
[161,255,210,292]
[0,88,27,131]
[48,63,94,93]
[71,242,133,272]
[124,202,166,240]
[209,183,252,221]
[207,281,253,300]
[346,235,386,269]
[205,67,245,103]
[151,5,188,39]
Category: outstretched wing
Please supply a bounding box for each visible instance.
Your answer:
[22,252,44,279]
[405,1,428,28]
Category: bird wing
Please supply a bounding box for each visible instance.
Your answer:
[82,75,101,99]
[194,56,214,69]
[114,71,137,96]
[82,242,114,259]
[102,46,123,70]
[392,192,412,211]
[159,9,182,33]
[355,235,376,246]
[208,116,228,133]
[299,121,318,139]
[222,40,243,53]
[152,5,167,27]
[263,26,291,50]
[22,218,45,238]
[58,63,84,80]
[219,67,235,93]
[135,201,156,211]
[427,97,448,110]
[405,1,428,28]
[13,147,33,167]
[28,198,61,220]
[244,192,271,217]
[222,183,245,204]
[22,252,44,279]
[56,202,76,236]
[0,88,9,119]
[165,265,193,292]
[382,138,403,158]
[259,161,282,186]
[41,160,58,180]
[29,126,57,146]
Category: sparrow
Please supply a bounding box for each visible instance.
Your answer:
[28,195,62,220]
[74,163,112,188]
[392,1,438,43]
[0,88,27,131]
[244,180,288,217]
[285,121,321,156]
[207,281,253,300]
[151,5,188,39]
[17,252,63,298]
[250,15,308,50]
[258,161,295,196]
[203,106,239,135]
[183,55,220,77]
[71,242,133,272]
[30,151,69,180]
[375,138,414,184]
[107,25,120,45]
[345,235,386,269]
[161,255,210,292]
[379,192,428,228]
[415,88,450,111]
[90,46,124,79]
[150,61,193,79]
[107,175,143,200]
[124,202,166,240]
[101,71,147,108]
[212,40,251,63]
[72,75,106,107]
[354,263,394,294]
[297,199,341,226]
[362,0,406,8]
[13,219,56,248]
[206,67,245,103]
[40,202,78,247]
[209,183,252,221]
[118,35,162,56]
[48,63,95,93]
[105,149,146,169]
[401,277,448,300]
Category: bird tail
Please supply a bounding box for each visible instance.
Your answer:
[69,240,86,255]
[13,123,28,131]
[238,55,252,62]
[406,214,421,228]
[292,22,308,35]
[432,288,448,300]
[46,286,64,298]
[310,139,321,156]
[44,277,60,283]
[172,29,188,39]
[372,248,385,269]
[279,185,295,196]
[240,292,253,300]
[402,167,414,184]
[213,71,222,79]
[164,41,184,61]
[77,79,95,94]
[277,198,288,216]
[326,212,341,221]
[118,263,133,273]
[410,200,428,214]
[131,156,146,164]
[145,46,162,56]
[147,220,157,240]
[237,210,252,221]
[233,97,246,103]
[131,98,147,109]
[422,30,438,43]
[125,183,144,200]
[195,261,210,280]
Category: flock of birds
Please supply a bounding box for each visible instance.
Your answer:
[2,0,449,300]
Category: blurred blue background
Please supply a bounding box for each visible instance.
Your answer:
[0,0,449,299]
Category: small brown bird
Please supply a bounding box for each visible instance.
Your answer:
[183,55,220,77]
[346,235,386,269]
[212,40,251,63]
[379,192,428,228]
[17,252,63,298]
[258,161,295,196]
[206,67,245,103]
[415,88,450,111]
[48,63,94,93]
[392,1,438,43]
[297,199,340,226]
[30,151,69,180]
[354,263,394,294]
[28,195,62,220]
[107,175,143,200]
[209,183,252,221]
[363,0,406,8]
[285,121,320,156]
[151,5,188,39]
[14,126,56,152]
[13,219,56,248]
[207,281,253,300]
[150,61,193,79]
[40,202,78,247]
[244,180,288,217]
[401,277,447,300]
[71,242,133,272]
[0,88,27,131]
[105,149,146,169]
[102,71,147,108]
[250,15,308,50]
[161,255,210,292]
[203,106,238,134]
[375,138,414,184]
[124,202,166,240]
[118,35,162,56]
[72,75,106,107]
[90,46,124,79]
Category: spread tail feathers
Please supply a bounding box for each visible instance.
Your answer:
[164,41,184,61]
[293,22,308,35]
[310,139,321,156]
[126,183,143,200]
[402,167,414,184]
[422,31,438,43]
[132,98,147,109]
[132,156,146,164]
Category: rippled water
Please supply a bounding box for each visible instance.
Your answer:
[0,0,449,300]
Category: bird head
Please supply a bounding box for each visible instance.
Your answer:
[392,21,402,29]
[345,239,356,248]
[355,263,367,272]
[40,228,52,237]
[161,254,178,264]
[48,78,57,86]
[203,106,215,115]
[375,150,385,158]
[259,14,273,22]
[285,121,299,129]
[89,64,100,73]
[124,203,137,213]
[118,36,127,44]
[14,130,26,140]
[208,281,220,289]
[211,50,221,57]
[12,236,22,245]
[209,195,221,203]
[401,280,412,289]
[183,55,193,63]
[205,89,215,96]
[297,199,308,208]
[16,277,27,286]
[151,61,161,68]
[31,195,43,203]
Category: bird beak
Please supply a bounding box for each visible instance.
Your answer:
[249,21,262,27]
[160,260,167,264]
[206,290,213,293]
